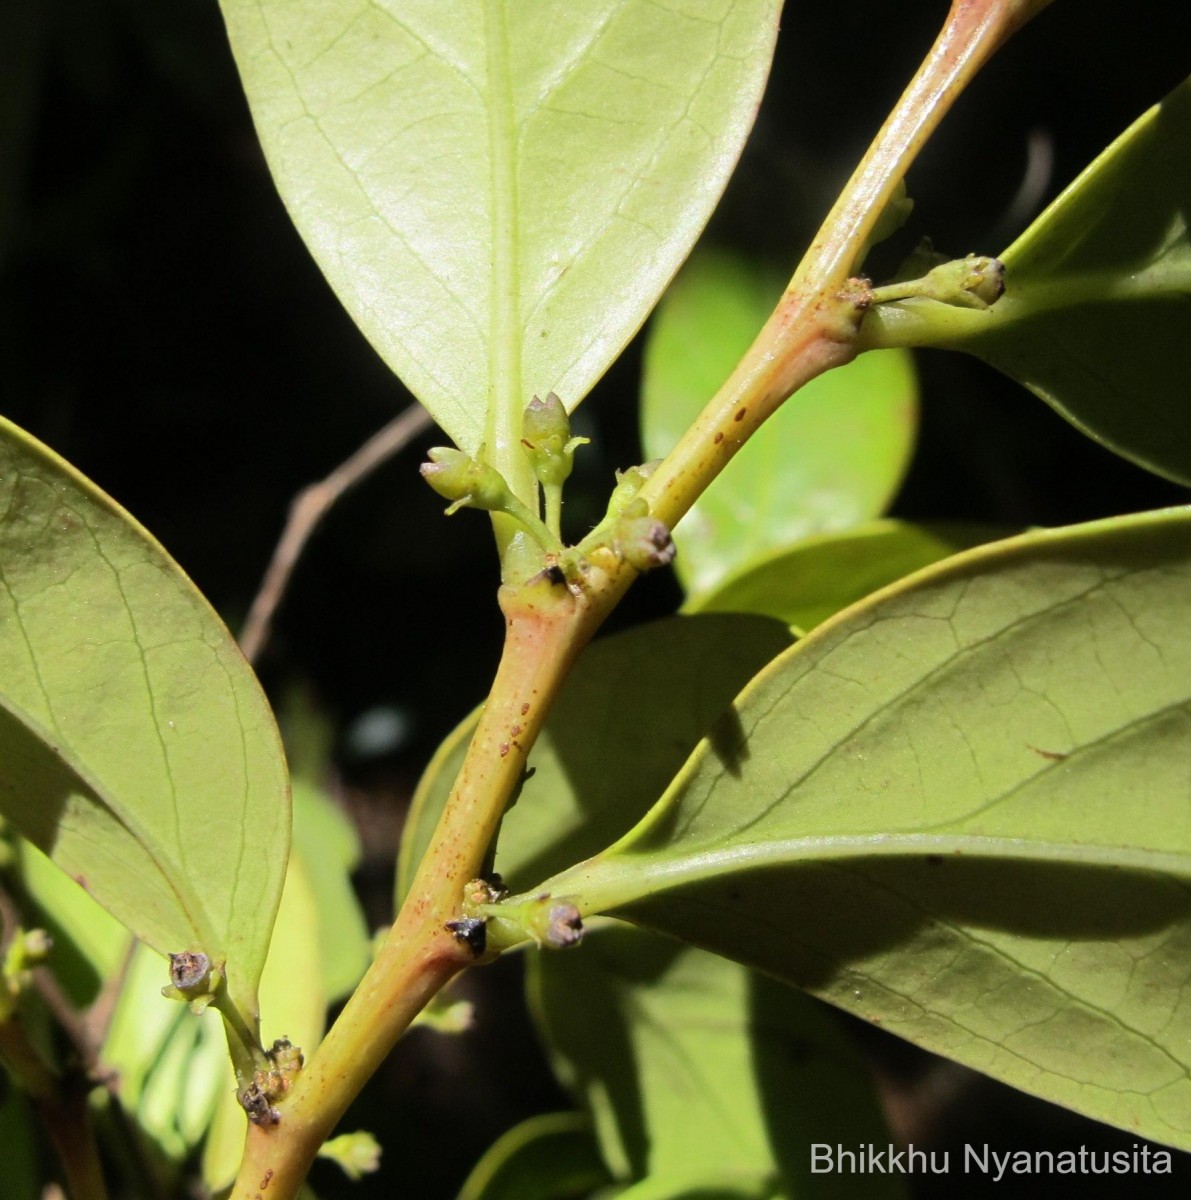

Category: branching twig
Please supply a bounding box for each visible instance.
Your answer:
[239,403,433,663]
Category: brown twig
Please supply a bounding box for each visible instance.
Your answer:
[239,403,433,663]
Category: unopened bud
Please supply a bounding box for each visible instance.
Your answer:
[521,393,587,488]
[420,448,515,515]
[618,515,676,572]
[922,255,1005,309]
[607,460,661,518]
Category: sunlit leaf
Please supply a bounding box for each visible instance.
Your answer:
[531,923,904,1198]
[396,614,792,906]
[688,519,1001,633]
[0,416,289,1022]
[6,836,130,1008]
[642,247,918,596]
[458,1112,609,1200]
[861,76,1191,486]
[219,0,781,467]
[524,508,1191,1149]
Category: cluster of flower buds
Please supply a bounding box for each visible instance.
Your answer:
[419,398,675,580]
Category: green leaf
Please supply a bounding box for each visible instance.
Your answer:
[291,778,370,1003]
[525,508,1191,1149]
[0,416,289,1021]
[396,614,792,906]
[218,1,781,474]
[687,519,1002,633]
[531,923,904,1198]
[641,247,918,596]
[7,836,131,1009]
[458,1112,610,1200]
[861,76,1191,486]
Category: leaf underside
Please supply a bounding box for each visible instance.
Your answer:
[0,415,289,1019]
[219,0,782,460]
[532,508,1191,1149]
[867,75,1191,486]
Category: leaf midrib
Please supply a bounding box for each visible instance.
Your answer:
[482,0,528,499]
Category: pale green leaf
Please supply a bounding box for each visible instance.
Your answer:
[219,0,781,471]
[642,247,918,596]
[0,416,289,1021]
[531,923,904,1198]
[279,690,371,1001]
[458,1112,610,1200]
[291,778,370,1003]
[7,836,131,1008]
[861,76,1191,486]
[526,508,1191,1149]
[687,519,1002,633]
[396,614,792,906]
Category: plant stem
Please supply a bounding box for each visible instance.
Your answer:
[229,3,1051,1196]
[231,574,612,1198]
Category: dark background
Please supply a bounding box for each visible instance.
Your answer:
[2,1,1190,1196]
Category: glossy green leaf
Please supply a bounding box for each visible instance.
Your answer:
[219,1,781,459]
[0,416,289,1021]
[687,519,1002,633]
[861,76,1191,486]
[525,508,1191,1149]
[396,614,792,906]
[458,1112,610,1200]
[641,247,918,596]
[532,923,903,1198]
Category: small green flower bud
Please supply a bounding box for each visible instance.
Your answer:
[521,393,587,488]
[20,929,53,965]
[607,460,660,518]
[618,515,676,572]
[921,255,1005,309]
[420,448,515,515]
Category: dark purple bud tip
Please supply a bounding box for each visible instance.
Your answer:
[544,903,584,950]
[445,916,488,957]
[620,516,676,572]
[168,951,211,991]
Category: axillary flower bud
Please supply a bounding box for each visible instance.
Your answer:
[617,514,676,571]
[521,393,588,489]
[606,460,660,518]
[920,254,1005,309]
[420,448,515,515]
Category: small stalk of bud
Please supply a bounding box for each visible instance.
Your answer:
[521,393,589,539]
[420,447,563,557]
